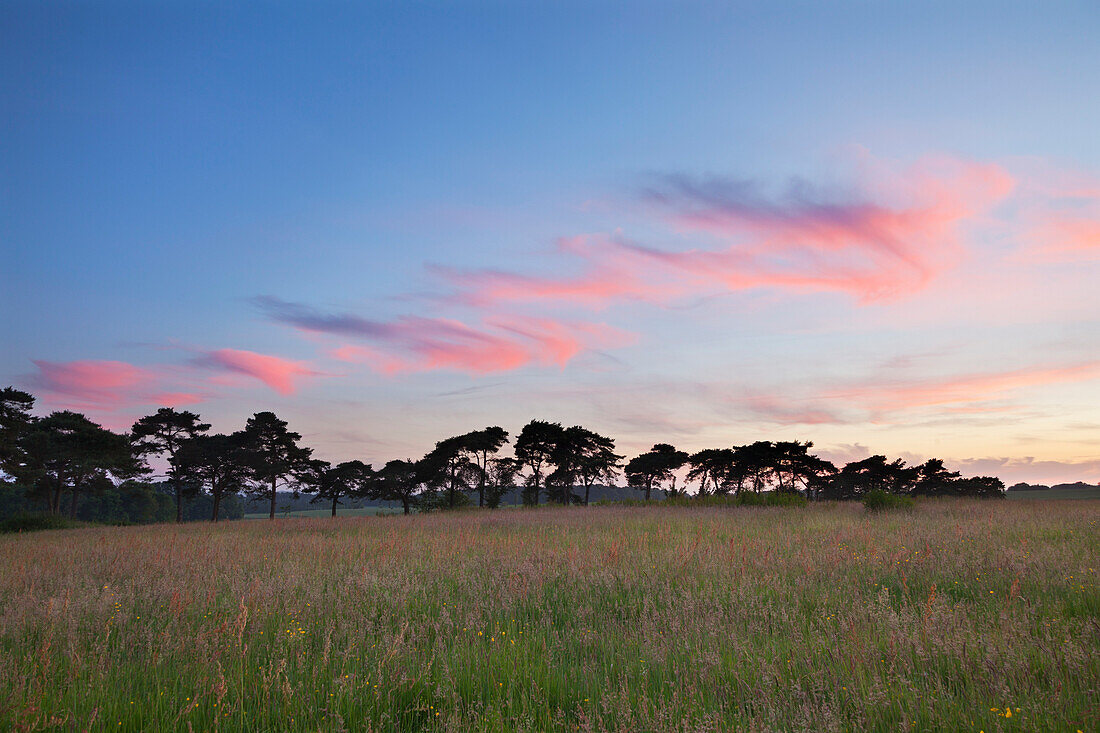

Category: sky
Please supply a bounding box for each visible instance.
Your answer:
[3,1,1099,486]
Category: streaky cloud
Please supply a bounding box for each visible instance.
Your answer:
[24,359,204,412]
[257,297,634,376]
[193,348,321,395]
[436,154,1016,308]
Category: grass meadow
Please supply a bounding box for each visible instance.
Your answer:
[1,500,1097,732]
[243,507,404,521]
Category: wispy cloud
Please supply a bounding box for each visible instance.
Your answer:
[736,394,842,425]
[1001,162,1100,263]
[192,348,322,395]
[635,357,1100,429]
[25,342,326,419]
[951,456,1100,485]
[25,360,204,411]
[1018,207,1100,262]
[255,296,634,376]
[824,360,1100,414]
[436,154,1015,309]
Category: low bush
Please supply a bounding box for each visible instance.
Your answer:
[863,489,915,512]
[734,491,808,507]
[682,494,738,507]
[594,498,650,507]
[593,493,809,508]
[0,513,83,533]
[764,491,809,507]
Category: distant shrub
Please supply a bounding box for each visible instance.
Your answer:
[593,498,650,507]
[0,513,82,533]
[416,491,473,513]
[683,494,738,508]
[592,493,808,508]
[734,491,808,508]
[593,497,701,508]
[765,491,808,507]
[862,490,914,512]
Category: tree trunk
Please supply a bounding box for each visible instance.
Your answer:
[331,495,338,517]
[175,480,183,524]
[70,486,79,519]
[212,493,221,522]
[645,480,652,501]
[52,475,63,515]
[402,498,410,515]
[269,477,277,520]
[478,455,486,507]
[584,482,591,506]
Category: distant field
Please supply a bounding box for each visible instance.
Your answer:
[1007,486,1100,501]
[2,500,1097,732]
[244,506,403,520]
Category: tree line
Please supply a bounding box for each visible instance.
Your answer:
[0,386,1004,523]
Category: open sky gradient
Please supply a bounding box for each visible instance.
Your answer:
[3,1,1100,485]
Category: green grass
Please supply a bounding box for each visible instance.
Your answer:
[243,506,404,520]
[1,500,1097,731]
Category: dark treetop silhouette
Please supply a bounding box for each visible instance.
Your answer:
[0,387,1013,524]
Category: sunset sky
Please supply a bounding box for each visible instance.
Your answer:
[3,2,1099,485]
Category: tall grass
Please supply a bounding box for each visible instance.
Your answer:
[1,500,1096,731]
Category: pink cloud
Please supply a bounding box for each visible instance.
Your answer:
[430,235,666,309]
[950,457,1100,486]
[437,155,1015,309]
[24,360,209,414]
[148,392,205,407]
[689,358,1100,427]
[1020,214,1100,261]
[257,297,634,376]
[1004,162,1100,263]
[28,359,154,408]
[327,315,632,376]
[827,360,1100,414]
[491,316,632,366]
[738,394,841,425]
[198,348,320,395]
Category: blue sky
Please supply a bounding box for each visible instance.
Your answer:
[3,1,1100,484]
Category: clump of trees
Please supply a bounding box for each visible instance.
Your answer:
[679,442,1004,500]
[0,385,1008,525]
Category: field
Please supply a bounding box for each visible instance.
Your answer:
[1,500,1097,732]
[1007,486,1100,501]
[243,507,404,520]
